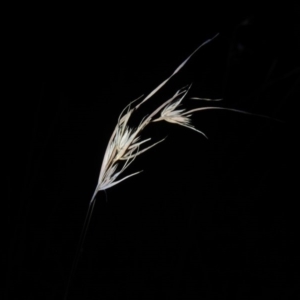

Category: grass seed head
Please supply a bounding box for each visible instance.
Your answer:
[96,34,221,191]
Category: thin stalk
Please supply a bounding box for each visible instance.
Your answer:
[63,189,98,300]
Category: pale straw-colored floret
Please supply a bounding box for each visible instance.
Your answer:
[152,84,210,138]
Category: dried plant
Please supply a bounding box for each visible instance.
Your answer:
[95,34,223,193]
[94,33,262,193]
[64,33,260,299]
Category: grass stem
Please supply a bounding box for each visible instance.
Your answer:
[63,189,98,299]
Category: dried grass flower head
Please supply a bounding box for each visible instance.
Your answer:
[95,34,240,192]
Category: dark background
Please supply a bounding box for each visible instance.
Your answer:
[9,5,300,299]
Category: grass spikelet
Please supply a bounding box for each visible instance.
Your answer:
[96,35,222,192]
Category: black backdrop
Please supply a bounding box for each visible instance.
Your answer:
[9,5,300,299]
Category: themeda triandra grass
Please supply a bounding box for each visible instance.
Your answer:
[96,34,220,193]
[64,33,263,298]
[95,34,266,193]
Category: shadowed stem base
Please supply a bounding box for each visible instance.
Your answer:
[63,189,98,300]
